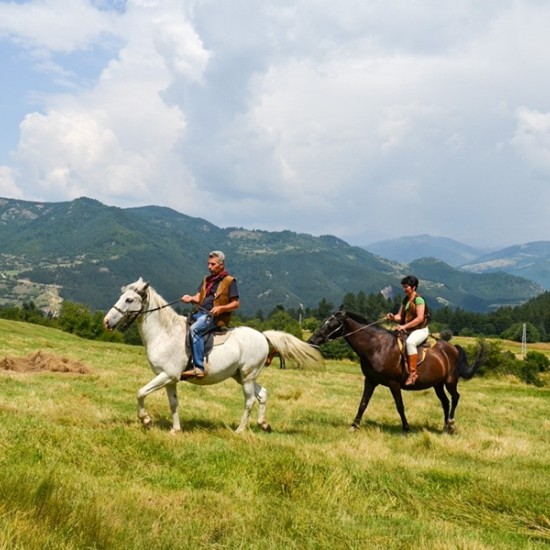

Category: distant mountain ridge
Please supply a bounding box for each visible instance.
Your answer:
[460,241,550,290]
[365,234,495,267]
[0,197,544,315]
[365,234,550,290]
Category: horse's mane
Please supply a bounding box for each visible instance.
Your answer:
[140,283,186,331]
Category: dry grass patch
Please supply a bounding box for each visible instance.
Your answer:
[0,350,90,374]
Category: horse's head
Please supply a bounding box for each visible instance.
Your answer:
[103,278,150,330]
[307,310,347,346]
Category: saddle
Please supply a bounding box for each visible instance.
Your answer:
[396,332,433,372]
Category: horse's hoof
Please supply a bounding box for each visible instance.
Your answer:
[170,428,181,436]
[139,416,152,428]
[258,421,272,433]
[445,420,456,434]
[349,424,359,432]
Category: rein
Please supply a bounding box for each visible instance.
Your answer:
[142,299,182,314]
[324,316,387,341]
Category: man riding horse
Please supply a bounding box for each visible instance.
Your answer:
[180,250,239,379]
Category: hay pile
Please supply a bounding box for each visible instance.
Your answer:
[0,350,90,374]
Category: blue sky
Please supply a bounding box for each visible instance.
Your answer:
[1,0,549,248]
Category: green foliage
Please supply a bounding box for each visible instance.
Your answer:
[0,301,48,325]
[57,301,101,339]
[316,339,356,361]
[263,309,302,337]
[467,339,544,386]
[432,291,550,342]
[501,322,541,342]
[316,298,334,320]
[0,197,543,319]
[56,301,121,343]
[301,316,320,332]
[524,350,550,372]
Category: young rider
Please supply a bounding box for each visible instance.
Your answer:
[386,275,429,385]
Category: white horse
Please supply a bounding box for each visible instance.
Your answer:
[103,278,322,434]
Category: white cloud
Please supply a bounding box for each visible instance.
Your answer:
[0,166,23,198]
[511,107,550,175]
[0,0,114,52]
[1,0,550,247]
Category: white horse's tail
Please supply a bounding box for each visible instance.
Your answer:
[263,330,324,369]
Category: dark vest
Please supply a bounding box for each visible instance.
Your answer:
[403,294,430,328]
[197,275,235,327]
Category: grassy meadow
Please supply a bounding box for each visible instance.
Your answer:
[0,318,549,549]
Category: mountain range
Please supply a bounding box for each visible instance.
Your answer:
[365,235,550,290]
[0,196,545,316]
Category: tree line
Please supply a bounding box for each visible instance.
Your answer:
[1,290,549,385]
[2,289,550,343]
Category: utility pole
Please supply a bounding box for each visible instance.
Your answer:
[521,323,527,357]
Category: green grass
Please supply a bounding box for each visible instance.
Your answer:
[0,319,549,549]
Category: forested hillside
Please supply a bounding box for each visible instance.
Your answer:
[0,196,543,316]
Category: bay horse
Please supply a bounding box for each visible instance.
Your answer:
[103,278,322,434]
[308,310,486,433]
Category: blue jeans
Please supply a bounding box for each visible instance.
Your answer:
[189,312,215,369]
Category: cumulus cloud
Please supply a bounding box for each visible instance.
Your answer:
[0,166,23,199]
[0,0,550,246]
[511,107,550,175]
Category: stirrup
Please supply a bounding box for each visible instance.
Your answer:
[405,372,418,386]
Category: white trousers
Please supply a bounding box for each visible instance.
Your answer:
[405,327,430,355]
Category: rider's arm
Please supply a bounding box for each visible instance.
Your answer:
[211,297,240,316]
[387,306,403,323]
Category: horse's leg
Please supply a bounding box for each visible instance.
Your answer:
[164,382,181,435]
[388,383,410,433]
[137,371,176,429]
[433,382,450,432]
[236,379,256,433]
[254,382,271,432]
[445,382,460,434]
[350,378,378,431]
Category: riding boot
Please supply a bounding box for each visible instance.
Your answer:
[405,354,418,385]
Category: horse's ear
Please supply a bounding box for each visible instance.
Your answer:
[135,277,149,291]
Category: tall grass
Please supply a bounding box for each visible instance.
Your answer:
[0,319,549,549]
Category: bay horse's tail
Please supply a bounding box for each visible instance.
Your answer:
[263,330,323,369]
[455,341,487,379]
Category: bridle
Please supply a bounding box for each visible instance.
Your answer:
[112,288,181,328]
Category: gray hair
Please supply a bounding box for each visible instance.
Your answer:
[209,250,225,264]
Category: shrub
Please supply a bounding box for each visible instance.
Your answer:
[468,339,544,386]
[524,351,550,372]
[317,340,356,361]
